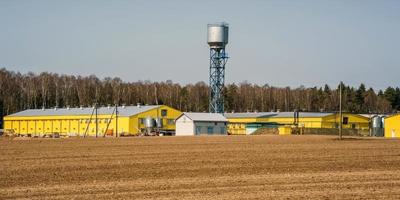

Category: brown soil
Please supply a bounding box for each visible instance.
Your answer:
[1,135,400,199]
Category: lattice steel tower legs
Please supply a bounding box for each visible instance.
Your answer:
[209,48,228,113]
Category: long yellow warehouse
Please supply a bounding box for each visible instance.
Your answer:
[384,114,400,138]
[3,105,182,137]
[225,112,370,135]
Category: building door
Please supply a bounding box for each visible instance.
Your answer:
[207,127,214,135]
[195,126,201,135]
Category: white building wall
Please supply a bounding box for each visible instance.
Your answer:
[175,113,228,136]
[176,116,195,136]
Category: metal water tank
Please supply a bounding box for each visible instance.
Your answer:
[207,22,229,49]
[155,118,163,128]
[145,117,155,128]
[371,116,384,137]
[372,116,382,128]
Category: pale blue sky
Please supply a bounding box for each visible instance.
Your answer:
[1,0,399,89]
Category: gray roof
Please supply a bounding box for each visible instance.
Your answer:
[181,112,227,122]
[272,112,333,118]
[360,114,387,119]
[224,112,334,119]
[7,105,161,117]
[224,112,276,118]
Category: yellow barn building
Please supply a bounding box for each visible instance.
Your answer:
[225,112,370,135]
[3,105,181,137]
[384,114,400,138]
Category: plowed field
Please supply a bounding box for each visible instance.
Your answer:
[1,135,400,199]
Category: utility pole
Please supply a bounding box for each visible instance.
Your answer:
[339,81,343,140]
[115,104,118,138]
[95,103,98,138]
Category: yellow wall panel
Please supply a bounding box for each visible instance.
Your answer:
[4,121,12,131]
[27,121,36,135]
[13,121,20,134]
[20,120,28,135]
[385,115,400,138]
[36,120,44,136]
[322,114,369,130]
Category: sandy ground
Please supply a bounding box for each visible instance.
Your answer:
[1,135,400,199]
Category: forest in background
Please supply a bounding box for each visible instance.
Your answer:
[1,68,400,119]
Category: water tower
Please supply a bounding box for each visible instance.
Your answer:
[207,22,229,113]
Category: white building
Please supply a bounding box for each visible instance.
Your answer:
[175,112,228,136]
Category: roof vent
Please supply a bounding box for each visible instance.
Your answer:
[54,107,58,111]
[122,104,126,109]
[80,105,83,110]
[67,106,70,110]
[42,107,45,111]
[277,109,280,113]
[107,104,111,109]
[137,103,141,108]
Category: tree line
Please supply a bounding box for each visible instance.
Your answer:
[0,68,399,121]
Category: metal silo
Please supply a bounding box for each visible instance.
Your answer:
[144,117,155,135]
[155,118,163,128]
[145,117,155,128]
[207,22,229,113]
[371,115,384,137]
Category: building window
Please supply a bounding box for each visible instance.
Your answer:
[207,127,214,134]
[161,109,167,117]
[139,118,144,124]
[220,127,225,134]
[342,117,349,125]
[167,119,174,125]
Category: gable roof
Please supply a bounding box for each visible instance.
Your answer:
[384,113,400,119]
[6,105,161,117]
[224,112,333,119]
[271,112,333,118]
[179,112,227,122]
[224,112,276,118]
